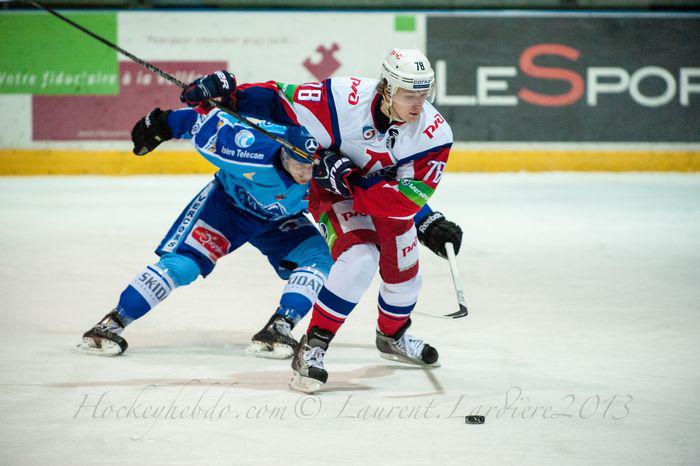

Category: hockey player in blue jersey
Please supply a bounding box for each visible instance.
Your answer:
[77,86,333,358]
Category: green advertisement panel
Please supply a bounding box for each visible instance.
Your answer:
[0,12,118,95]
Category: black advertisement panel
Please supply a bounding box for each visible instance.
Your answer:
[427,14,700,142]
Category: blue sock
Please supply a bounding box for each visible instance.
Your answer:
[276,267,326,325]
[116,265,175,325]
[115,254,200,325]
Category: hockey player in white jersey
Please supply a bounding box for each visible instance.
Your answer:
[77,81,333,358]
[180,49,463,393]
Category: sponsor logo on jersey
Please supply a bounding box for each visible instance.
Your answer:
[348,77,362,105]
[234,129,255,148]
[386,128,399,150]
[362,125,376,140]
[185,220,230,262]
[318,213,337,249]
[423,113,446,139]
[161,182,215,253]
[395,228,419,271]
[401,237,419,257]
[332,200,375,233]
[305,138,319,153]
[220,146,265,160]
[340,210,368,222]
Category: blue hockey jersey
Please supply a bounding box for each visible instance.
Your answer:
[167,108,310,221]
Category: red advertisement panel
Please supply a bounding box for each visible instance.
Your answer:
[33,61,226,140]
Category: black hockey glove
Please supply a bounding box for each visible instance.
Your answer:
[131,108,172,156]
[312,149,356,198]
[180,70,237,114]
[416,211,463,259]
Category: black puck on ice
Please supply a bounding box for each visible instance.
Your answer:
[465,415,485,424]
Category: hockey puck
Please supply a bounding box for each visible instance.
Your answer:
[465,415,485,424]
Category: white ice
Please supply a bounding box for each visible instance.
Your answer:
[1,174,699,465]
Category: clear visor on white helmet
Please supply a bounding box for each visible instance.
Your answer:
[380,48,435,104]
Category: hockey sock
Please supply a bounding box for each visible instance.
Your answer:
[376,277,420,336]
[276,267,327,325]
[308,286,357,334]
[115,264,175,325]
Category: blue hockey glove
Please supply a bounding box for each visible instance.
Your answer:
[131,108,172,156]
[416,211,463,258]
[312,150,356,198]
[180,70,237,114]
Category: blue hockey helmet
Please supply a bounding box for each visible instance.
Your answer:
[283,125,318,164]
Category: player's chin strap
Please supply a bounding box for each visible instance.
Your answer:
[383,88,406,124]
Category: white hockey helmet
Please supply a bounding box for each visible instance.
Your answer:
[380,48,435,103]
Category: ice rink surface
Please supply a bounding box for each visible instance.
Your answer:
[1,173,698,465]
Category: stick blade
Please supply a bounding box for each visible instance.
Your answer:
[444,303,469,319]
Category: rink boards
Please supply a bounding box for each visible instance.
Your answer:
[0,10,698,173]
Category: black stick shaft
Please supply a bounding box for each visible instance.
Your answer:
[20,0,314,162]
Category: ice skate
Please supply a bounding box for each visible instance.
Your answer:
[376,319,440,367]
[246,313,298,359]
[76,310,128,356]
[289,327,333,394]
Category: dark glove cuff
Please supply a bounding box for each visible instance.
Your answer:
[153,109,173,139]
[417,211,445,236]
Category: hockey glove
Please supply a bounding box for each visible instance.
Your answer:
[131,108,172,156]
[180,70,237,114]
[312,150,356,198]
[416,211,463,259]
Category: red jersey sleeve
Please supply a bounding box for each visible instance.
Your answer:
[352,143,451,218]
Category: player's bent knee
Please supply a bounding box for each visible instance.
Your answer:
[335,243,380,288]
[283,235,334,278]
[156,253,201,287]
[381,274,422,305]
[384,273,422,294]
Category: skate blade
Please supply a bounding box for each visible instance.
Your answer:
[379,352,441,368]
[245,341,294,359]
[75,338,124,357]
[289,372,322,394]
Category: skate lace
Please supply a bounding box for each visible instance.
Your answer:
[96,318,123,335]
[395,334,425,359]
[303,346,325,369]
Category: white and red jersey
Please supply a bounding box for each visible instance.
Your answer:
[236,77,452,218]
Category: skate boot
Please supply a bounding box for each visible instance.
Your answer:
[289,326,334,394]
[246,313,298,359]
[76,310,128,356]
[376,319,440,367]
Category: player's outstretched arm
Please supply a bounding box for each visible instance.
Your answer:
[179,70,237,114]
[131,108,173,156]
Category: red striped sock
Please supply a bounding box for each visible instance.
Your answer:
[307,303,344,335]
[377,310,409,336]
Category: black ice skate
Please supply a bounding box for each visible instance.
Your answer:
[246,313,298,359]
[376,319,440,367]
[289,326,334,394]
[76,310,128,356]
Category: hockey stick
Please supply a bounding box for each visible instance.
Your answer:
[415,242,469,320]
[444,242,469,318]
[12,0,314,163]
